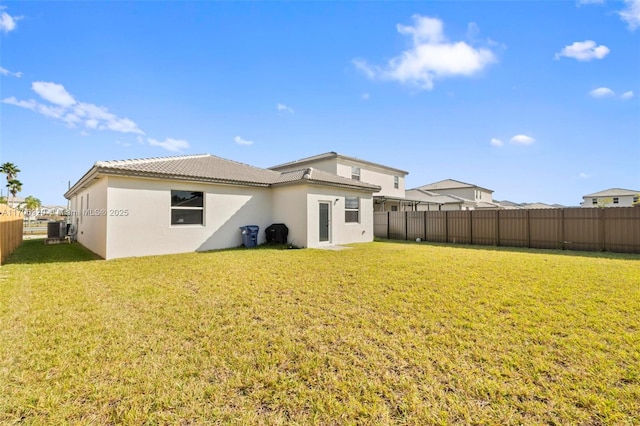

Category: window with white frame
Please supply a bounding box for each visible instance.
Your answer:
[345,196,359,223]
[351,167,361,181]
[613,197,619,204]
[394,176,399,189]
[171,190,204,225]
[592,198,597,205]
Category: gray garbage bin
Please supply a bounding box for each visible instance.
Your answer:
[239,225,260,248]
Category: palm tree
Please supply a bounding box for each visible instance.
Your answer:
[1,162,20,199]
[24,195,42,227]
[6,179,22,206]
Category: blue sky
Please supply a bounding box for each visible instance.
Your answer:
[1,1,639,206]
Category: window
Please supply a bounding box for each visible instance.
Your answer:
[592,198,598,205]
[171,190,204,225]
[80,196,84,224]
[351,167,361,181]
[613,197,619,204]
[394,176,399,189]
[391,205,398,212]
[345,196,359,223]
[634,196,639,203]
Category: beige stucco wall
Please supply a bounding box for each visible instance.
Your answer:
[582,195,637,207]
[70,177,108,258]
[336,161,405,198]
[103,176,273,259]
[271,185,309,247]
[305,186,374,248]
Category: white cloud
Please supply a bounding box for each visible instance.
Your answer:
[619,0,640,30]
[490,138,504,147]
[32,81,77,107]
[353,15,496,90]
[510,134,536,145]
[234,136,254,146]
[589,87,615,98]
[621,91,635,99]
[277,103,294,114]
[579,172,590,179]
[115,140,132,147]
[148,138,189,152]
[0,66,22,78]
[0,8,22,33]
[3,81,145,135]
[555,40,610,61]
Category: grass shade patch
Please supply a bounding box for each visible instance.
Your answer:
[1,239,639,424]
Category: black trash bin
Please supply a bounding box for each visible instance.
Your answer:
[239,225,260,248]
[265,223,289,245]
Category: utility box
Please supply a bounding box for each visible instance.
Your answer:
[239,225,260,248]
[265,223,288,245]
[47,221,66,238]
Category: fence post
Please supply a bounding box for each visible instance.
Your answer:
[526,209,531,248]
[469,210,473,245]
[560,208,565,250]
[387,211,390,239]
[423,211,428,241]
[405,211,408,241]
[599,208,606,252]
[496,210,500,246]
[445,211,449,243]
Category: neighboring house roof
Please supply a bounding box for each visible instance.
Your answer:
[412,179,494,193]
[65,154,380,198]
[405,188,467,205]
[494,200,525,209]
[269,151,409,175]
[521,202,560,209]
[582,188,640,198]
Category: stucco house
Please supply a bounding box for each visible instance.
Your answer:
[409,179,502,210]
[270,152,411,212]
[65,154,380,260]
[581,188,640,208]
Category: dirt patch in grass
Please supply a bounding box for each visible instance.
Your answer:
[1,240,639,423]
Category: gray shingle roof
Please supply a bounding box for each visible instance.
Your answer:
[94,154,280,186]
[274,168,380,191]
[414,179,494,193]
[583,188,640,197]
[66,154,380,198]
[270,151,409,175]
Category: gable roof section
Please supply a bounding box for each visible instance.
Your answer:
[270,151,409,175]
[413,179,494,193]
[583,188,640,198]
[405,188,467,205]
[65,154,379,198]
[274,168,380,191]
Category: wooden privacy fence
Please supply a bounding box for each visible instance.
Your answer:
[0,204,23,265]
[374,207,640,254]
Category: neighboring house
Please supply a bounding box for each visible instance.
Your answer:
[405,189,472,211]
[5,195,25,209]
[270,152,409,212]
[65,154,380,260]
[409,179,501,210]
[581,188,640,208]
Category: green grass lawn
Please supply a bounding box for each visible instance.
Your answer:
[1,240,639,424]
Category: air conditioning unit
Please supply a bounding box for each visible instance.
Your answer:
[47,221,66,238]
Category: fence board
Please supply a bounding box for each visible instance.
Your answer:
[529,209,563,249]
[447,211,471,244]
[604,207,640,253]
[1,205,24,265]
[373,211,389,238]
[563,208,601,251]
[425,211,447,243]
[373,207,640,254]
[472,210,498,246]
[499,210,528,247]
